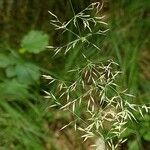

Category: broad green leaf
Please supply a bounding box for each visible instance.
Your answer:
[21,30,49,53]
[15,62,40,85]
[0,54,18,68]
[0,54,11,68]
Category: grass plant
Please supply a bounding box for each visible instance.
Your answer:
[44,1,150,150]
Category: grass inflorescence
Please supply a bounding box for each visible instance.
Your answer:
[44,2,150,150]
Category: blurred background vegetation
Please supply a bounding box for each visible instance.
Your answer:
[0,0,149,150]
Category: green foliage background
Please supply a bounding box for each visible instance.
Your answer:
[0,0,149,149]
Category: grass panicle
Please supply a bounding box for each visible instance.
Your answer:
[44,2,150,150]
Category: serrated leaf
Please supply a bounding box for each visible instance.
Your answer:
[21,30,49,53]
[0,54,15,68]
[0,54,19,68]
[15,62,40,85]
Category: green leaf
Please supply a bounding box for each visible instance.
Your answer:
[0,54,18,68]
[21,30,49,53]
[0,54,11,68]
[15,62,40,85]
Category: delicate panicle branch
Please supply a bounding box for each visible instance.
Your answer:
[48,2,108,55]
[43,58,150,149]
[44,2,150,150]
